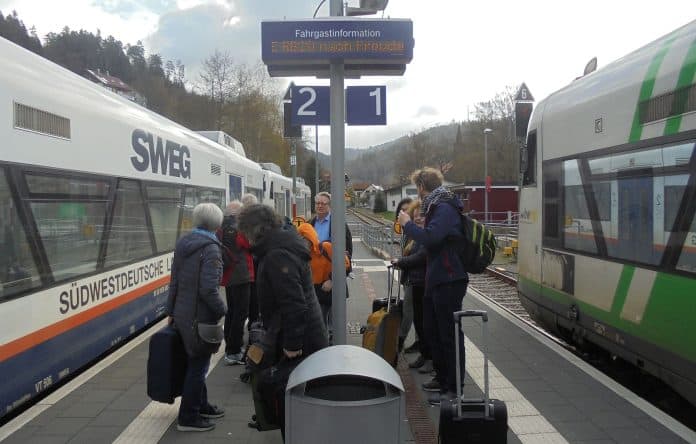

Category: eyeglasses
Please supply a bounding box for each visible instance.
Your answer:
[315,201,329,206]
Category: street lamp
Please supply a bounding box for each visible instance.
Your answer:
[483,128,493,223]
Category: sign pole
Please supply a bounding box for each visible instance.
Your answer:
[330,0,347,346]
[291,138,297,217]
[315,125,319,197]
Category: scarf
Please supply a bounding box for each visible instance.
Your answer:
[421,185,456,216]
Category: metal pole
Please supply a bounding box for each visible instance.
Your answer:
[330,0,346,345]
[484,130,488,223]
[291,139,297,217]
[315,125,319,199]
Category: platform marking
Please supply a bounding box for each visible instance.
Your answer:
[464,336,569,443]
[468,287,696,444]
[0,318,168,442]
[112,347,225,443]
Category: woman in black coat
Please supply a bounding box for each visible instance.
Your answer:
[237,204,328,437]
[166,203,227,432]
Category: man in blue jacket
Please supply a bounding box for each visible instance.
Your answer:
[398,167,467,403]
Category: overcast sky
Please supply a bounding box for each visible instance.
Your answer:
[1,0,693,152]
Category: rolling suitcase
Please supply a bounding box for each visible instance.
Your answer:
[362,265,401,366]
[147,324,188,404]
[439,310,508,443]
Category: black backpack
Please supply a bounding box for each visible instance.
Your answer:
[456,213,497,274]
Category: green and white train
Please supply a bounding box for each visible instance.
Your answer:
[517,20,696,406]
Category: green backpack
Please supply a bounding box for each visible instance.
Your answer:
[457,214,497,273]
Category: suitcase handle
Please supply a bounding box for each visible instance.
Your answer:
[385,265,401,311]
[453,309,489,418]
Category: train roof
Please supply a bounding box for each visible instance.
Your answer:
[0,36,241,187]
[531,19,696,160]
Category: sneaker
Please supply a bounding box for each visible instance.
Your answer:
[408,355,426,369]
[200,404,225,419]
[404,341,420,354]
[421,377,440,392]
[177,418,215,432]
[224,352,244,365]
[417,360,433,374]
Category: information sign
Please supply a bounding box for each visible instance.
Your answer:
[261,18,414,77]
[346,85,386,125]
[291,85,330,126]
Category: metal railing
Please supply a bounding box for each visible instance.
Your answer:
[353,222,401,259]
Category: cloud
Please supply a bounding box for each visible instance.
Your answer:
[92,0,178,18]
[414,105,437,118]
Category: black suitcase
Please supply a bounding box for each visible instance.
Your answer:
[147,324,188,404]
[439,310,508,443]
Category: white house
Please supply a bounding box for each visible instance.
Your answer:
[361,184,384,209]
[384,180,455,212]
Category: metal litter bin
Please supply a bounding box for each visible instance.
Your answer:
[285,345,404,444]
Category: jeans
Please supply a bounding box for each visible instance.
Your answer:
[411,285,430,359]
[398,285,414,340]
[224,283,251,354]
[179,353,211,423]
[423,280,467,393]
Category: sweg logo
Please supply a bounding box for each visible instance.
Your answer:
[130,129,191,178]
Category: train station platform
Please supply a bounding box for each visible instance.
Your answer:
[1,233,694,443]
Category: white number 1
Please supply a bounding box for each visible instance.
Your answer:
[369,87,381,116]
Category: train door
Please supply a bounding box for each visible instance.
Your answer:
[617,174,653,263]
[228,175,242,203]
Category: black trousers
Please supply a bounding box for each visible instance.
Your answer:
[410,284,430,359]
[423,280,467,393]
[224,282,251,354]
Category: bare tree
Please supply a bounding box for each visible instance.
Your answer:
[199,50,234,129]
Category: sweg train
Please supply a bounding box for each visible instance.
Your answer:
[517,20,696,405]
[0,36,311,417]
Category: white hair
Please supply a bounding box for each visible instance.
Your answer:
[192,203,223,231]
[241,193,258,206]
[224,200,242,216]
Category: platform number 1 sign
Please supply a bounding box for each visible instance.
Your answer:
[346,86,387,126]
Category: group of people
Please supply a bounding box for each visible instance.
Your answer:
[393,167,469,405]
[165,191,352,434]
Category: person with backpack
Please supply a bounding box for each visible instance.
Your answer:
[296,222,350,330]
[217,201,255,366]
[397,167,467,404]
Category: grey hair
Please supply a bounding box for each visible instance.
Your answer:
[237,204,282,245]
[315,191,331,203]
[192,203,223,231]
[241,193,258,206]
[224,200,242,216]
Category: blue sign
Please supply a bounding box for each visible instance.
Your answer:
[261,18,413,77]
[291,85,330,126]
[346,86,386,125]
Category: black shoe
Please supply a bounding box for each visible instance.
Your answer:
[408,354,426,369]
[428,390,456,406]
[417,360,433,374]
[200,404,225,419]
[177,418,215,432]
[404,341,420,354]
[421,377,440,392]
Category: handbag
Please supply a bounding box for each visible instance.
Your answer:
[246,314,281,371]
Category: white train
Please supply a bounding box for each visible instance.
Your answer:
[517,20,696,405]
[0,36,311,417]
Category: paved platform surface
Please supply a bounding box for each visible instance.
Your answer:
[1,224,694,443]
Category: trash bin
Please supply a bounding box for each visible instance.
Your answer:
[285,345,404,444]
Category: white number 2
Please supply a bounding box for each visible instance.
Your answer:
[369,87,381,116]
[297,87,317,116]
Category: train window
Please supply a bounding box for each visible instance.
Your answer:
[146,185,182,253]
[522,131,537,186]
[179,187,224,237]
[0,169,41,299]
[104,180,153,267]
[25,173,110,197]
[676,215,696,274]
[562,160,597,254]
[542,161,562,248]
[27,176,107,281]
